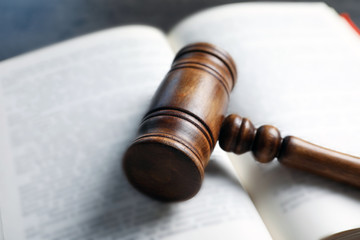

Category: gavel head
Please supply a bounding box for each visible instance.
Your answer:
[123,43,237,201]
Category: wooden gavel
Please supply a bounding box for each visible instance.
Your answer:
[123,42,360,201]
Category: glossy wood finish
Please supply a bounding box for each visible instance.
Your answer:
[124,42,360,202]
[219,114,360,188]
[279,136,360,188]
[123,43,237,201]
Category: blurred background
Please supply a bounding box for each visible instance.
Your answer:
[1,0,359,61]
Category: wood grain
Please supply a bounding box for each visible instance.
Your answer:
[123,42,237,201]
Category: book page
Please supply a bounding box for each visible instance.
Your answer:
[0,25,271,239]
[169,2,360,240]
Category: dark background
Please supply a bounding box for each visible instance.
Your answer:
[1,0,359,61]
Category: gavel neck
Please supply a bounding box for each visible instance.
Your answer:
[219,113,360,188]
[219,114,281,163]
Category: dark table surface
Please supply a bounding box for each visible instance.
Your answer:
[1,0,359,61]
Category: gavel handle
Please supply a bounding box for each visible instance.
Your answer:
[219,114,360,188]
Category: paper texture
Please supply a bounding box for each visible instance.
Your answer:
[0,25,270,240]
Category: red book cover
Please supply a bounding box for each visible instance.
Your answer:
[340,13,360,35]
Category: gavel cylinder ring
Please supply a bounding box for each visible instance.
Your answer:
[123,43,237,201]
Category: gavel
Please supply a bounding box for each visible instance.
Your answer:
[123,42,360,202]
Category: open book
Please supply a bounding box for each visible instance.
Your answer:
[1,2,360,240]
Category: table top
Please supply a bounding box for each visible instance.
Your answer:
[1,0,359,61]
